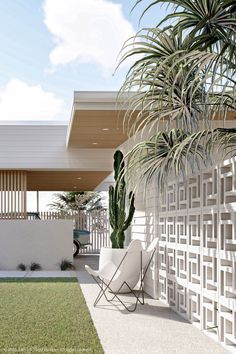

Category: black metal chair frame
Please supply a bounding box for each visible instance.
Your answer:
[90,247,157,312]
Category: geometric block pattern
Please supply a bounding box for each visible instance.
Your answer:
[157,157,236,350]
[131,185,158,299]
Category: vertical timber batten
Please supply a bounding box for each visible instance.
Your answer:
[0,170,27,218]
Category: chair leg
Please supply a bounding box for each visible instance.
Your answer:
[89,248,156,312]
[93,275,121,306]
[92,276,141,312]
[91,252,129,307]
[92,276,112,306]
[110,282,145,312]
[92,275,147,311]
[104,248,156,312]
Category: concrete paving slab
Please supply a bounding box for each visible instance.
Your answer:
[76,255,229,354]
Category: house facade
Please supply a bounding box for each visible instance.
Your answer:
[0,91,235,349]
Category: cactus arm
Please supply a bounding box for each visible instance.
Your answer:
[114,150,124,181]
[108,186,116,229]
[109,150,135,248]
[123,193,135,231]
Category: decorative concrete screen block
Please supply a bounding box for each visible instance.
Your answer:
[177,181,187,210]
[131,184,158,299]
[176,215,187,245]
[202,213,218,249]
[167,279,176,308]
[167,247,176,277]
[159,216,167,242]
[220,161,236,205]
[0,220,73,270]
[156,156,236,349]
[188,291,201,326]
[176,250,187,280]
[188,213,201,247]
[202,169,218,207]
[159,273,167,301]
[167,182,176,211]
[167,216,176,243]
[188,175,201,208]
[220,211,236,252]
[188,252,201,286]
[176,284,187,316]
[202,297,218,335]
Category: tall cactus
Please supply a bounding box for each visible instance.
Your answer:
[109,150,135,248]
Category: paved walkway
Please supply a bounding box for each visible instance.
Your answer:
[75,255,228,354]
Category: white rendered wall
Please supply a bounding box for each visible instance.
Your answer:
[0,220,73,270]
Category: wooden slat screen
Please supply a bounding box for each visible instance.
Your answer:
[0,170,27,218]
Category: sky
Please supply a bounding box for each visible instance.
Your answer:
[0,0,167,210]
[0,0,166,122]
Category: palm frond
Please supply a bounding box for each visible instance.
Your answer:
[119,26,236,136]
[119,1,236,192]
[48,191,105,212]
[124,128,236,190]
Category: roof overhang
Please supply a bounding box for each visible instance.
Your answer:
[66,92,236,150]
[66,91,136,149]
[27,171,110,191]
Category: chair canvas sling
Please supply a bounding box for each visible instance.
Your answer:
[85,238,158,312]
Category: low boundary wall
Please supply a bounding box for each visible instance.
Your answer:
[0,220,73,270]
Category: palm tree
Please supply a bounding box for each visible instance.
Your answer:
[48,191,105,213]
[118,0,236,189]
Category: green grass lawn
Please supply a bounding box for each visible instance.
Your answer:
[0,278,103,354]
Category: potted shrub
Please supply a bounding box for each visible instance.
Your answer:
[99,150,135,269]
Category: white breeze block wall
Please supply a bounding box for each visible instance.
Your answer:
[0,220,73,270]
[131,184,158,299]
[157,157,236,350]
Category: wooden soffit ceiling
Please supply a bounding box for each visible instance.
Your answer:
[66,91,138,149]
[67,109,236,149]
[27,171,110,191]
[67,109,133,149]
[66,92,236,149]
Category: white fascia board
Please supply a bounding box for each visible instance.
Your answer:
[73,91,134,110]
[66,105,76,148]
[73,91,133,104]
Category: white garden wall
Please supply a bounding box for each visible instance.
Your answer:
[0,220,73,270]
[131,156,236,350]
[131,184,159,299]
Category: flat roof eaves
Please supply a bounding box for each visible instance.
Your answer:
[66,91,133,149]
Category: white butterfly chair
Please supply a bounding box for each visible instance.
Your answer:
[85,238,158,312]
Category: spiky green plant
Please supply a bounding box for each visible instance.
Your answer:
[17,263,26,271]
[124,127,236,191]
[134,0,236,55]
[59,259,75,271]
[30,262,42,271]
[109,150,135,248]
[116,0,236,190]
